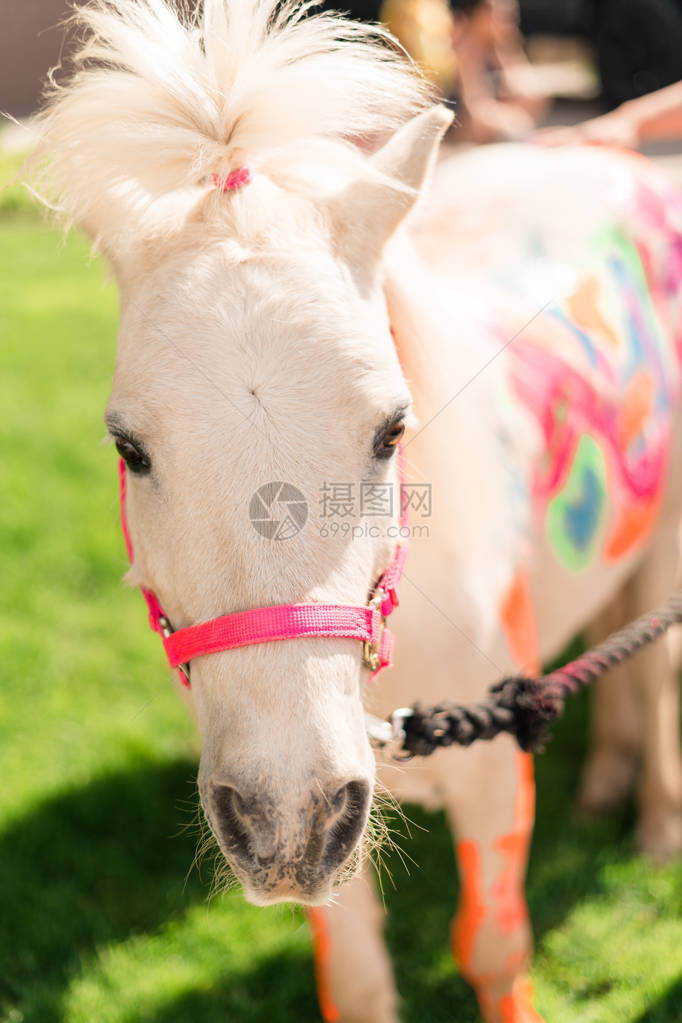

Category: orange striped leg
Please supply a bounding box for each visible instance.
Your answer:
[307,866,397,1023]
[450,747,542,1022]
[308,907,341,1022]
[450,569,543,1020]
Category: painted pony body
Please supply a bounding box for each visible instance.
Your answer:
[413,144,682,629]
[352,145,682,1021]
[35,2,682,1020]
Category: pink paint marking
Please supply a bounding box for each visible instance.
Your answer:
[510,346,668,506]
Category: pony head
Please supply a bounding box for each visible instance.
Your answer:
[34,0,451,904]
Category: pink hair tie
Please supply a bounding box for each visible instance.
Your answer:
[212,166,252,192]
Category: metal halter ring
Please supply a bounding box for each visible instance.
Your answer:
[158,615,191,685]
[365,707,414,761]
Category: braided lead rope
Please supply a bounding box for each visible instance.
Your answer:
[389,592,682,758]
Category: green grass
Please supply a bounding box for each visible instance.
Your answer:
[1,203,681,1023]
[0,146,36,216]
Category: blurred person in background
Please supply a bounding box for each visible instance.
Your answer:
[535,79,682,149]
[446,0,551,141]
[379,0,461,97]
[324,0,551,141]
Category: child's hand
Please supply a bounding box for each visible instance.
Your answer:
[531,110,640,150]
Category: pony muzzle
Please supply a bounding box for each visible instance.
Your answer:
[205,773,371,903]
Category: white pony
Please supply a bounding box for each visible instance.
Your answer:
[35,1,682,1020]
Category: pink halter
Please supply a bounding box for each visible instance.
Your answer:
[119,457,408,687]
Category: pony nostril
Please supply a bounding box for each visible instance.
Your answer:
[209,782,253,865]
[331,784,348,815]
[322,779,370,873]
[232,788,248,818]
[208,776,371,883]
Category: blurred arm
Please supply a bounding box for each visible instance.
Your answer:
[535,80,682,149]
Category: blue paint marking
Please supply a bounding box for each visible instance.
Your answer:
[564,465,602,551]
[549,307,600,369]
[608,255,646,369]
[607,247,671,410]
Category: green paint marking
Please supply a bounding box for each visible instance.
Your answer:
[547,434,608,572]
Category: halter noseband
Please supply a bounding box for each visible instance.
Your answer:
[119,457,407,686]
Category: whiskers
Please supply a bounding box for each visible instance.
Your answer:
[177,778,422,909]
[175,789,240,902]
[335,780,422,906]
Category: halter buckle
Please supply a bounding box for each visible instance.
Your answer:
[363,588,387,672]
[362,638,382,672]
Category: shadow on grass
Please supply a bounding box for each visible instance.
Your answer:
[0,685,650,1023]
[0,758,205,1022]
[0,756,323,1023]
[634,977,682,1022]
[141,948,318,1023]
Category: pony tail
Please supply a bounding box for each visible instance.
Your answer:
[31,0,432,248]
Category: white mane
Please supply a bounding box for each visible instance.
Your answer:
[34,0,430,250]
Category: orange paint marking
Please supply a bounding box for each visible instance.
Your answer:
[477,982,497,1022]
[514,752,536,836]
[452,839,487,976]
[605,494,661,561]
[499,976,544,1023]
[453,758,536,981]
[307,907,340,1022]
[567,275,619,349]
[492,832,530,935]
[457,580,540,1020]
[500,570,540,673]
[618,369,654,449]
[492,754,535,936]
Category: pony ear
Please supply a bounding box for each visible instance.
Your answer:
[370,104,453,189]
[327,105,452,276]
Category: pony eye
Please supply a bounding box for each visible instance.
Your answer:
[374,420,405,460]
[114,435,151,475]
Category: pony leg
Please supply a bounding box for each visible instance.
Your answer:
[578,590,641,815]
[308,864,398,1023]
[440,568,541,1021]
[445,739,543,1023]
[628,523,682,859]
